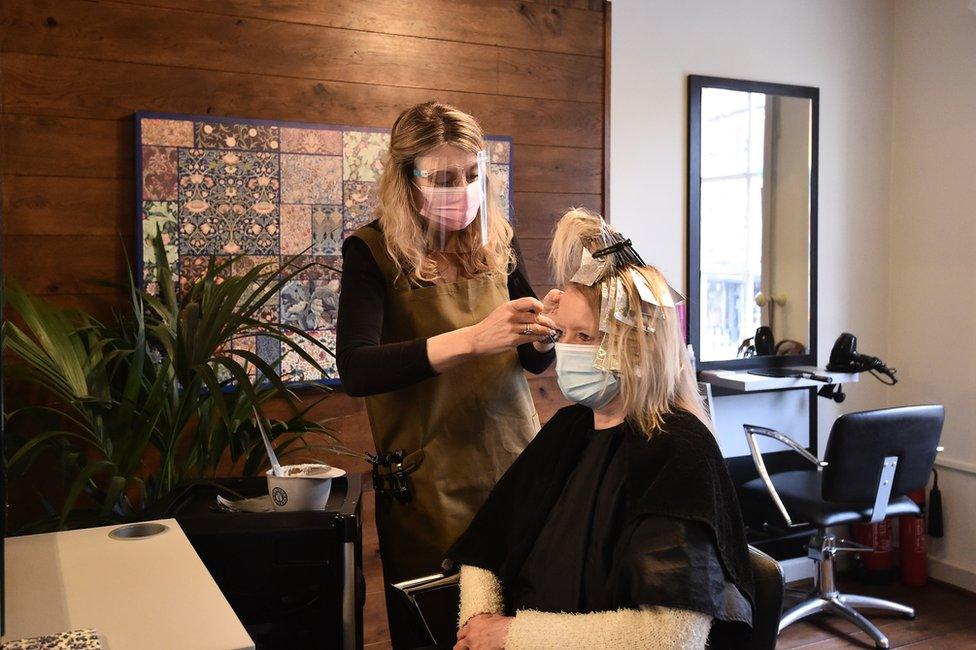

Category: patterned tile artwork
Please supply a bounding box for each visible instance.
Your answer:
[137,112,514,382]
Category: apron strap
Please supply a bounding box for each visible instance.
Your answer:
[351,222,411,291]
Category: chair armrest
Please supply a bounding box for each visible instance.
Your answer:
[743,424,826,528]
[391,570,460,598]
[744,424,827,468]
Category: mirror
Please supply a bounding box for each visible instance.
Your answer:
[687,75,818,369]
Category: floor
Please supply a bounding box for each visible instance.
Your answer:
[778,578,976,648]
[360,488,393,649]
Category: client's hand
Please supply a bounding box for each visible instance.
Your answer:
[532,289,563,352]
[541,288,563,315]
[454,613,512,650]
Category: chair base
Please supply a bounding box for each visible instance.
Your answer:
[778,533,916,649]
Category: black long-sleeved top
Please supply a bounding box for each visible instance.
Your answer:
[336,223,554,397]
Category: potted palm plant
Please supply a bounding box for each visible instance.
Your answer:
[4,231,355,530]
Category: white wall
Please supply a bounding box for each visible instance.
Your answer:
[888,0,976,591]
[610,0,895,452]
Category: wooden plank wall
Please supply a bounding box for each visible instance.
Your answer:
[1,0,606,304]
[0,1,605,646]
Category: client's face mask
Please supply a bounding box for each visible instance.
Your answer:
[554,342,620,410]
[416,181,482,232]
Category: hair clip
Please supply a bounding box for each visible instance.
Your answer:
[591,236,646,268]
[591,238,632,259]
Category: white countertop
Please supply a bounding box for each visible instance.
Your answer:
[701,366,860,392]
[3,519,254,650]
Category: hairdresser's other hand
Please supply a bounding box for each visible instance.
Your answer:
[455,614,512,650]
[466,297,557,356]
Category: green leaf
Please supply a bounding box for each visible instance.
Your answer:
[152,227,178,319]
[192,362,233,432]
[8,430,98,471]
[226,348,292,395]
[100,475,127,519]
[61,459,115,527]
[5,404,99,439]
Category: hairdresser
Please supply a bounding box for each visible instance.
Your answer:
[335,101,558,648]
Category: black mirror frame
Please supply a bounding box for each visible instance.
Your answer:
[687,74,819,371]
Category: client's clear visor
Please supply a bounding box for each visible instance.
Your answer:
[413,149,491,252]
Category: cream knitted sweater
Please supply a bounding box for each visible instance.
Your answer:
[458,565,712,649]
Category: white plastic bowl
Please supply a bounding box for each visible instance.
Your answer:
[265,463,346,512]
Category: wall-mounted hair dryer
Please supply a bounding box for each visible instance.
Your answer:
[826,332,898,385]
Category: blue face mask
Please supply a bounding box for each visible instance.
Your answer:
[554,343,620,410]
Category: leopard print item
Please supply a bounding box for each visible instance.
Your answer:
[3,628,102,649]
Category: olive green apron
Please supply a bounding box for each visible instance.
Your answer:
[353,225,540,584]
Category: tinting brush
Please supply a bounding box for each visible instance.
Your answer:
[253,405,283,478]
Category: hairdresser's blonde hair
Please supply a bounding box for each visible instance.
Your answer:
[550,208,712,436]
[377,102,515,284]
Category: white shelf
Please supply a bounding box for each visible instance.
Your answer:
[700,366,860,392]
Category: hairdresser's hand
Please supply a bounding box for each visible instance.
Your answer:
[455,614,512,650]
[465,297,558,356]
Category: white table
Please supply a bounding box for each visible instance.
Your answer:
[3,519,254,650]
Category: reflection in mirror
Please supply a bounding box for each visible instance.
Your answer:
[691,78,817,366]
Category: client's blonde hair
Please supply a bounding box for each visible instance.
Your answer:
[550,208,712,435]
[377,102,515,285]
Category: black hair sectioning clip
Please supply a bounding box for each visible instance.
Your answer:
[591,236,646,268]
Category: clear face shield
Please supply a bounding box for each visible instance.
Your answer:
[412,148,491,252]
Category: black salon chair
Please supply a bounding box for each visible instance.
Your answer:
[748,546,785,650]
[739,404,945,649]
[393,545,784,649]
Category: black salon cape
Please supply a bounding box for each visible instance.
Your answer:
[445,405,756,647]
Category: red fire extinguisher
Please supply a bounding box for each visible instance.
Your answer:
[853,519,895,579]
[899,488,927,586]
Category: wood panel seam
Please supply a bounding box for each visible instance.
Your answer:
[0,49,603,107]
[93,0,606,59]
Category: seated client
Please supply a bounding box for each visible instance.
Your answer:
[445,210,755,649]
